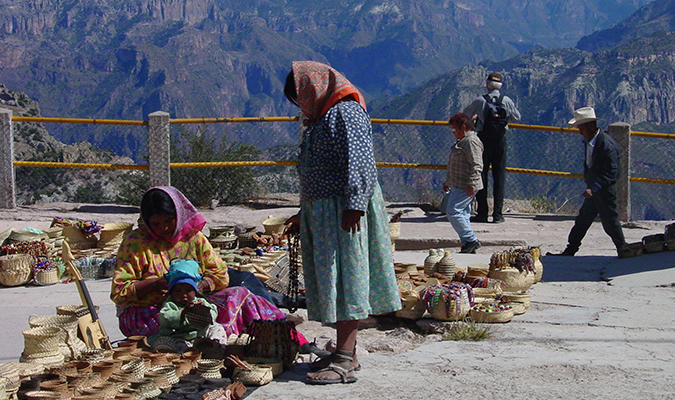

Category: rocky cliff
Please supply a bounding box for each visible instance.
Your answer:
[0,0,650,159]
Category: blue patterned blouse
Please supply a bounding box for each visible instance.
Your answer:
[297,100,377,212]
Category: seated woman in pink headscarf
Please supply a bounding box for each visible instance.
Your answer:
[110,186,308,345]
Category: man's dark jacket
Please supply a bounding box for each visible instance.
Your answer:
[584,131,620,193]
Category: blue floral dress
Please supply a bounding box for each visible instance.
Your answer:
[298,100,401,323]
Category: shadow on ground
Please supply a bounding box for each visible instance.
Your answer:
[542,251,675,282]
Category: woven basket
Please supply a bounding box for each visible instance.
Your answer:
[7,230,48,243]
[24,390,69,399]
[22,326,65,355]
[19,351,65,366]
[62,226,98,250]
[66,372,102,391]
[237,227,258,249]
[488,268,534,294]
[244,358,283,377]
[232,365,273,386]
[395,297,426,320]
[92,360,122,381]
[501,292,531,309]
[28,314,85,361]
[262,216,287,235]
[148,365,179,385]
[470,306,515,323]
[34,268,59,286]
[97,222,133,249]
[0,254,35,286]
[196,359,222,379]
[120,359,147,380]
[430,297,472,321]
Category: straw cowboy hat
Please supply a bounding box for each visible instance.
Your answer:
[568,107,603,127]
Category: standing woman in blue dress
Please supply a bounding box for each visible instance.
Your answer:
[284,61,401,385]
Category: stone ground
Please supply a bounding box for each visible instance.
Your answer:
[0,201,673,399]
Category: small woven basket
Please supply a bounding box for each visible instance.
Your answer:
[470,305,515,323]
[262,216,287,235]
[232,365,273,386]
[34,268,59,286]
[244,358,283,377]
[97,222,133,249]
[0,254,35,286]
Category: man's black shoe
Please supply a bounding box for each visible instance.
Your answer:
[545,249,576,256]
[492,216,505,223]
[470,216,488,223]
[460,240,481,254]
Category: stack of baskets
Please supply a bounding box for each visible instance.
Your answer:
[208,226,237,250]
[28,314,87,362]
[488,249,536,294]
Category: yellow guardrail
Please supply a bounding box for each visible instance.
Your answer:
[9,116,674,185]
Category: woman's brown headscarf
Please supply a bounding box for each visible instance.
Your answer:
[291,61,367,123]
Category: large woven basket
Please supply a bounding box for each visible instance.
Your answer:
[423,284,473,322]
[0,254,35,286]
[487,268,534,294]
[97,222,133,249]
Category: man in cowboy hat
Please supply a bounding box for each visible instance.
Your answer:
[548,107,626,256]
[463,72,521,224]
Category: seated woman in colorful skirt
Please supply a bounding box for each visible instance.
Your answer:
[110,186,310,348]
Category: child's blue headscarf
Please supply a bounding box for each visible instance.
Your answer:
[165,259,202,293]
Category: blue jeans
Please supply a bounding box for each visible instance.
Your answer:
[444,188,478,245]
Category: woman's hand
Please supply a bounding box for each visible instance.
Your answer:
[134,276,168,298]
[198,280,211,294]
[342,210,364,233]
[284,214,301,235]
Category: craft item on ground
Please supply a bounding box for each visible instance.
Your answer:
[0,253,35,286]
[20,326,66,366]
[228,355,273,386]
[395,294,426,320]
[262,216,287,235]
[470,303,515,323]
[27,313,86,360]
[488,249,536,293]
[423,249,443,276]
[196,359,223,379]
[1,240,49,257]
[421,283,473,321]
[237,227,258,249]
[33,258,60,286]
[436,251,457,278]
[244,320,299,368]
[389,220,401,252]
[97,222,133,249]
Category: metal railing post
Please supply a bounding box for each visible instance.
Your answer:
[148,111,171,187]
[0,109,16,209]
[608,122,631,222]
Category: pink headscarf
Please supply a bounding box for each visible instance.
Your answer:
[144,186,207,244]
[292,61,367,123]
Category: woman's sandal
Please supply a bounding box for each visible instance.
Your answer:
[306,350,357,385]
[309,353,361,372]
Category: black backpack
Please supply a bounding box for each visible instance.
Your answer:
[481,94,508,139]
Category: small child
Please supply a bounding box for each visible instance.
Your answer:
[152,258,225,353]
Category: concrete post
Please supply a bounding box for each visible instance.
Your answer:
[148,111,171,187]
[0,109,16,209]
[608,122,631,222]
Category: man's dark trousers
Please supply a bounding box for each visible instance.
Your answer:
[476,134,506,220]
[567,185,626,252]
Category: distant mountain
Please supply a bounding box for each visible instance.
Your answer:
[0,0,650,158]
[577,0,675,52]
